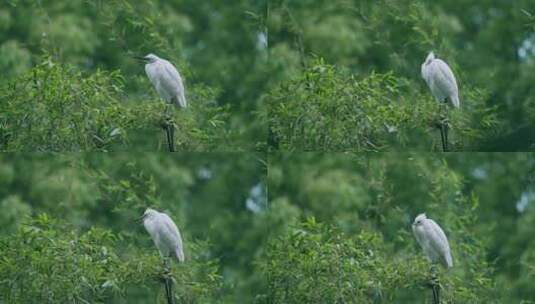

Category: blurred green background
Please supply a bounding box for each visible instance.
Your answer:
[0,153,268,303]
[2,0,535,302]
[266,152,535,302]
[268,0,535,151]
[0,0,268,151]
[1,153,534,302]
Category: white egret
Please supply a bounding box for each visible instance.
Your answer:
[412,213,452,303]
[421,52,460,152]
[421,52,459,108]
[412,213,453,268]
[141,208,184,304]
[138,54,187,108]
[135,53,186,152]
[142,208,185,262]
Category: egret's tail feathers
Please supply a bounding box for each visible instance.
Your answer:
[444,252,453,268]
[173,93,187,108]
[175,247,185,263]
[450,94,460,108]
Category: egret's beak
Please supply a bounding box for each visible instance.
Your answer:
[133,55,147,62]
[134,214,145,224]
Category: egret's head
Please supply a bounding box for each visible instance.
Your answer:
[144,53,159,63]
[413,213,427,226]
[424,52,435,64]
[134,208,155,224]
[143,208,158,218]
[134,53,159,63]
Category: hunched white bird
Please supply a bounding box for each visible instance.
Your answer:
[412,213,453,268]
[421,52,460,108]
[138,53,187,108]
[142,208,185,262]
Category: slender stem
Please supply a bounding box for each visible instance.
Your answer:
[163,259,175,304]
[165,123,175,152]
[440,121,448,152]
[162,104,175,152]
[430,265,440,304]
[170,123,175,151]
[438,103,449,152]
[164,276,174,304]
[432,282,440,304]
[444,122,449,151]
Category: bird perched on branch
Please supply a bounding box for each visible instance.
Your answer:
[412,213,452,303]
[136,53,187,108]
[421,52,459,109]
[142,208,185,262]
[135,53,187,151]
[421,52,460,151]
[412,213,452,268]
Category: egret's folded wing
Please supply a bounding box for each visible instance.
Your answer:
[161,60,186,107]
[162,61,184,90]
[161,59,181,79]
[427,219,452,266]
[435,60,458,95]
[160,213,184,259]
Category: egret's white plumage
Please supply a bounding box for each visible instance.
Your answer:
[412,213,453,268]
[421,52,460,108]
[143,208,185,262]
[142,54,187,108]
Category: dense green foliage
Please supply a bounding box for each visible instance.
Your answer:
[268,0,535,151]
[1,214,221,303]
[0,153,267,302]
[1,154,535,302]
[266,153,535,302]
[263,218,495,303]
[269,59,498,151]
[0,60,230,151]
[2,1,535,303]
[0,0,268,151]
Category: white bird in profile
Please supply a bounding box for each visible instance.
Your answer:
[137,54,187,108]
[142,208,185,262]
[421,52,459,108]
[412,213,453,268]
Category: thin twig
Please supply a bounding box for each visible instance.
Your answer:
[165,123,175,152]
[164,276,174,304]
[440,123,447,152]
[444,122,449,152]
[163,260,175,304]
[432,282,440,304]
[162,105,175,152]
[438,103,449,152]
[430,266,440,304]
